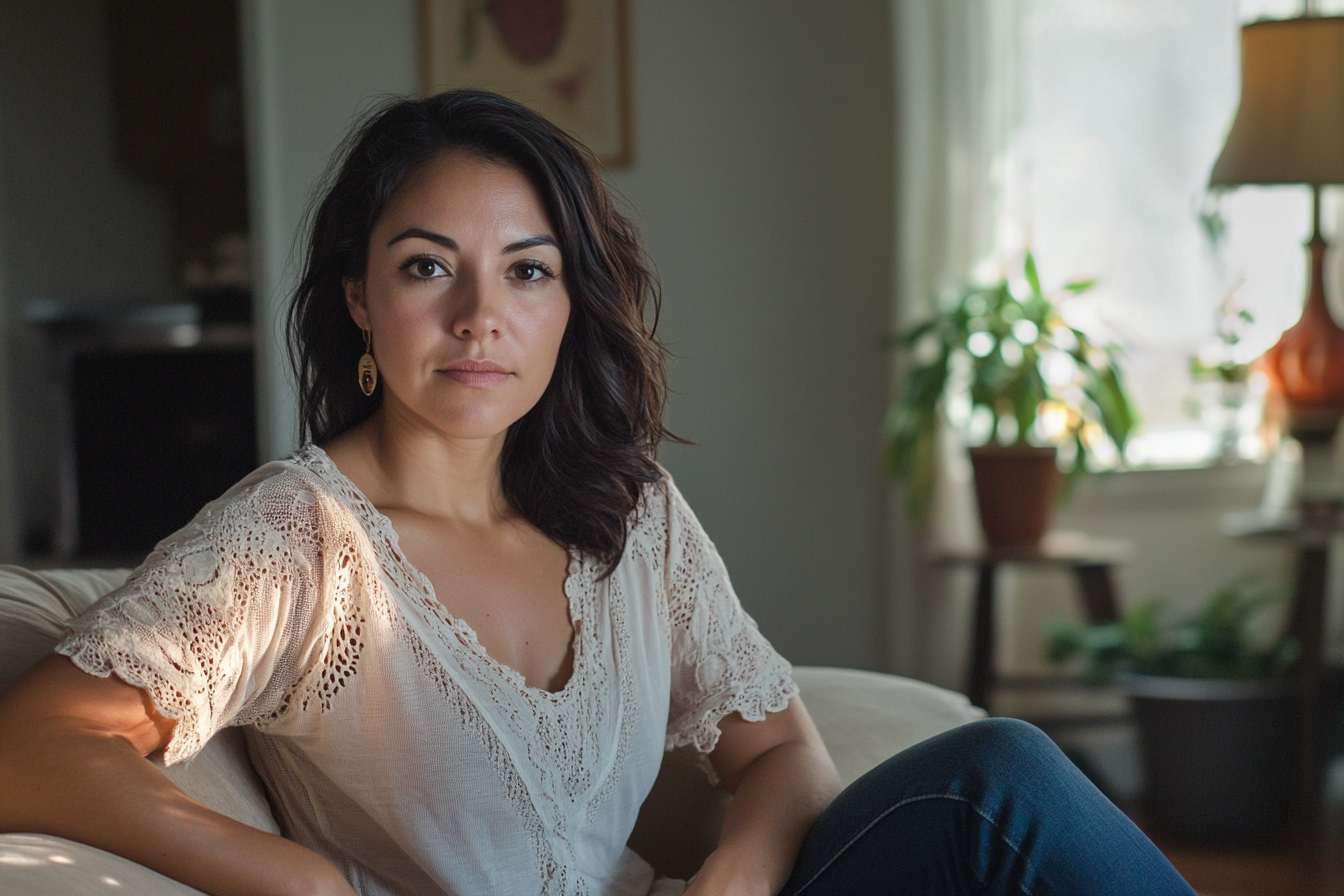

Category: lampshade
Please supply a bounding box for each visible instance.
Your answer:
[1210,16,1344,187]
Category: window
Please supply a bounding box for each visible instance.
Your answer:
[1000,0,1340,466]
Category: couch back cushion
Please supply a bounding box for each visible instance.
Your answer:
[0,567,130,687]
[0,566,280,835]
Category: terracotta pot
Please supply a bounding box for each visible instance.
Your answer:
[968,445,1061,548]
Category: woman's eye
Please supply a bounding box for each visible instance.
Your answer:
[513,262,554,283]
[403,257,446,279]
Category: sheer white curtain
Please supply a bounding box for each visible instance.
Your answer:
[887,0,1017,684]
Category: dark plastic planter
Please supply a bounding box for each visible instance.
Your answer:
[1126,674,1298,843]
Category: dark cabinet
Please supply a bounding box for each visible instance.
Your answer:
[72,343,257,556]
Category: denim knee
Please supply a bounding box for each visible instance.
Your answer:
[853,716,1077,812]
[803,716,1080,844]
[938,718,1073,785]
[954,717,1056,762]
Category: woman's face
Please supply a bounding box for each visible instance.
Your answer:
[347,153,571,443]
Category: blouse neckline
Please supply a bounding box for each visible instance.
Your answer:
[297,443,589,700]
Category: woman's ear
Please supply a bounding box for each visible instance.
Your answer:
[344,278,370,330]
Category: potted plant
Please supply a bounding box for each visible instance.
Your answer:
[1046,580,1300,843]
[885,252,1138,546]
[1187,291,1256,463]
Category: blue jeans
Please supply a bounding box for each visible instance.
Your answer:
[782,718,1195,895]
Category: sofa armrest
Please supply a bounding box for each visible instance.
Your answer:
[0,834,206,895]
[792,666,985,786]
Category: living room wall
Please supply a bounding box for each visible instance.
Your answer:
[241,0,895,669]
[0,0,175,560]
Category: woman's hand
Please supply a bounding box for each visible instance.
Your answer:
[685,697,841,896]
[0,655,359,896]
[683,852,773,896]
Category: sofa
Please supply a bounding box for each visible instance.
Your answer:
[0,565,984,895]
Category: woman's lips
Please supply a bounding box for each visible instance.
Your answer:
[441,360,510,387]
[444,369,509,387]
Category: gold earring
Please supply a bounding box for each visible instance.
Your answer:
[358,329,378,396]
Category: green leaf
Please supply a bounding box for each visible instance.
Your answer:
[885,346,951,525]
[1086,363,1138,449]
[1057,432,1086,500]
[1045,618,1085,663]
[1063,278,1096,295]
[1012,366,1047,442]
[1043,583,1295,681]
[1024,250,1043,297]
[898,319,938,347]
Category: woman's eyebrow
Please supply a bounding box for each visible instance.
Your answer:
[502,235,558,254]
[387,227,458,249]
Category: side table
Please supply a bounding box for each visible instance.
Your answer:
[1222,497,1342,833]
[928,531,1132,710]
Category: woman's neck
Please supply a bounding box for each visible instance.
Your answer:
[322,404,511,526]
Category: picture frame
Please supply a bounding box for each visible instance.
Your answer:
[421,0,632,166]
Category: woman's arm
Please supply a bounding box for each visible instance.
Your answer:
[0,655,358,896]
[686,697,842,896]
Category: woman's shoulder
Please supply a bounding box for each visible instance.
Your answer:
[248,444,360,510]
[628,463,677,527]
[634,464,712,530]
[94,448,366,620]
[152,445,360,553]
[624,464,707,559]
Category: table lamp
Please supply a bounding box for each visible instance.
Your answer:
[1210,14,1344,441]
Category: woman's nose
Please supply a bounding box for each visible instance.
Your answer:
[449,272,503,340]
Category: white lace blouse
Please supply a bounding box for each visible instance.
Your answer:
[55,446,798,896]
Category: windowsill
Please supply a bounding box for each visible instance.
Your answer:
[1061,459,1269,512]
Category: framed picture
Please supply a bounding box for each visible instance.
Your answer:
[421,0,632,166]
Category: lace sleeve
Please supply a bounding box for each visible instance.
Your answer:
[55,467,328,765]
[662,478,798,759]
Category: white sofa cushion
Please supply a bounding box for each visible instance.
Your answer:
[0,567,131,687]
[795,665,986,786]
[0,834,208,895]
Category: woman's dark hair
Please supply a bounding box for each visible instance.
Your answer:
[288,89,674,573]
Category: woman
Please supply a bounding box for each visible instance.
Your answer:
[0,90,1194,896]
